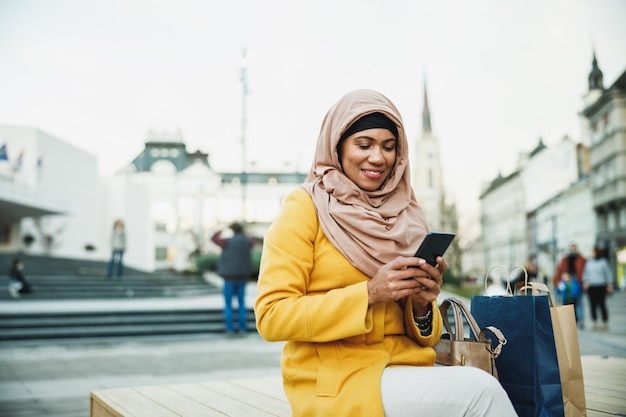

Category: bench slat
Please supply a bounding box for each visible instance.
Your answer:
[91,387,180,417]
[168,382,284,416]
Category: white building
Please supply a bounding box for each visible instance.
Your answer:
[412,80,461,275]
[412,81,445,231]
[0,127,307,273]
[530,175,596,280]
[0,126,103,260]
[580,60,626,287]
[479,136,587,274]
[479,169,526,270]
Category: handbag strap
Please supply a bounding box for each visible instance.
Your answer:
[439,297,481,342]
[439,299,465,341]
[440,298,507,359]
[479,326,507,358]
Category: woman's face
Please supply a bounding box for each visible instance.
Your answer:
[339,128,397,191]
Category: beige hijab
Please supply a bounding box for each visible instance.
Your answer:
[302,89,429,278]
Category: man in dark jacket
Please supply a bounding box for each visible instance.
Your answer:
[211,223,254,334]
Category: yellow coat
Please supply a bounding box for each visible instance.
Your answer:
[255,189,443,417]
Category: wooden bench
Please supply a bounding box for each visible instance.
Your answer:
[91,355,626,417]
[91,376,289,417]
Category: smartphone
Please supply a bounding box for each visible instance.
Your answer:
[414,232,455,266]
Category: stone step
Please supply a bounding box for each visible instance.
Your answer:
[0,309,256,342]
[2,268,219,300]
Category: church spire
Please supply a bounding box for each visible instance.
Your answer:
[422,79,432,134]
[588,49,604,91]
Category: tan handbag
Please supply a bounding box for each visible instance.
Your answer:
[433,297,506,379]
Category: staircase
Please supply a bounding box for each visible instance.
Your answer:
[0,308,256,342]
[0,253,257,343]
[0,253,217,300]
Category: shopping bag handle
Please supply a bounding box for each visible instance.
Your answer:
[515,281,555,306]
[484,265,527,296]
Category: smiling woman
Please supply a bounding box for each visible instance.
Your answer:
[254,89,517,417]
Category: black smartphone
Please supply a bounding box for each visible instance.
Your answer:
[414,232,455,266]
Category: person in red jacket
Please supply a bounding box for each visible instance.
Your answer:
[553,243,586,326]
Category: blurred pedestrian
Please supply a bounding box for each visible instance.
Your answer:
[107,219,126,279]
[583,247,613,330]
[212,222,254,334]
[7,258,33,298]
[512,254,543,287]
[556,271,581,307]
[554,243,586,326]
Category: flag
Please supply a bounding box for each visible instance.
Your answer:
[0,144,7,161]
[37,156,43,181]
[14,150,24,172]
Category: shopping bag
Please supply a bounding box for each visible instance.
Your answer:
[434,297,506,379]
[471,265,565,417]
[518,282,587,417]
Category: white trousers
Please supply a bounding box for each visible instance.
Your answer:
[381,366,517,417]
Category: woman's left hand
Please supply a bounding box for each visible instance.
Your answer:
[410,256,447,316]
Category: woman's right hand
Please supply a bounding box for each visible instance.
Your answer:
[367,256,436,306]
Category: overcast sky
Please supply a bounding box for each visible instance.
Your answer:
[1,0,626,235]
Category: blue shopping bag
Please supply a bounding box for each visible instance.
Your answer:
[471,266,565,417]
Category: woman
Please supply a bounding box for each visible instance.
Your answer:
[255,89,515,416]
[583,247,613,330]
[107,219,126,278]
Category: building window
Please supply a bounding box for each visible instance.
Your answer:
[607,210,617,232]
[596,212,607,233]
[155,222,167,232]
[0,224,9,244]
[155,246,167,261]
[606,159,615,181]
[591,122,601,144]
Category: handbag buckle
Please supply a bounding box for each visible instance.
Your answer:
[490,338,507,358]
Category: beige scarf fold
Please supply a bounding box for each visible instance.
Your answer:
[302,89,429,278]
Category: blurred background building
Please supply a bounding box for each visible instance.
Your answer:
[0,127,306,273]
[468,52,626,287]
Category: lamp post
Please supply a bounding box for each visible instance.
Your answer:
[239,48,249,222]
